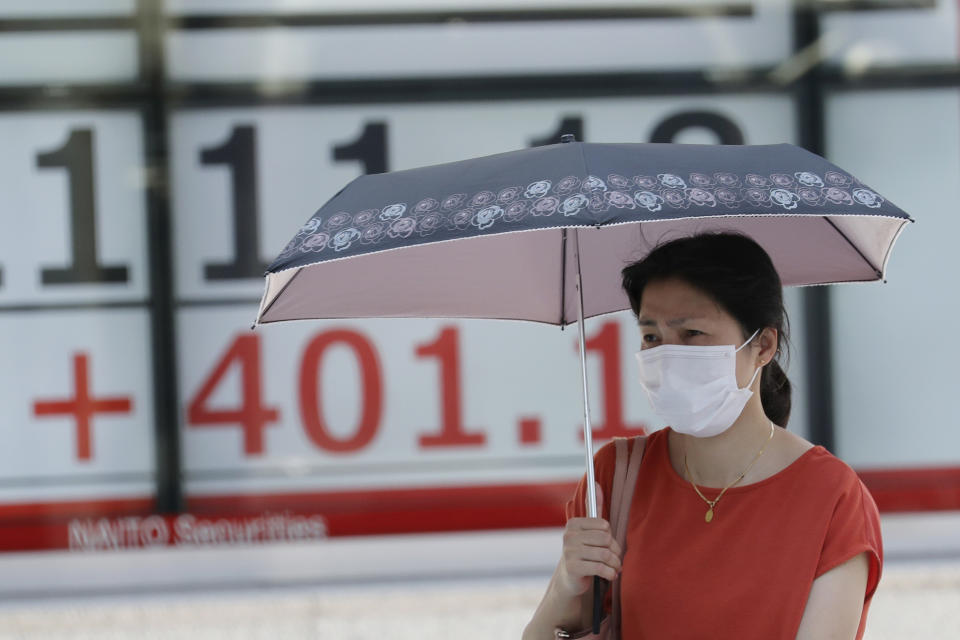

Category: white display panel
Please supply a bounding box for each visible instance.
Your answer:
[827,89,959,468]
[0,33,138,85]
[0,111,148,306]
[0,309,155,503]
[823,0,958,68]
[165,3,791,81]
[169,94,796,302]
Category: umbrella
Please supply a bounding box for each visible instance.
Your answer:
[255,136,912,630]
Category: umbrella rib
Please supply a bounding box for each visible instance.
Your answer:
[258,267,305,322]
[823,217,883,279]
[560,228,568,327]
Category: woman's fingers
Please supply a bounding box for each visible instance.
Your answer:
[556,482,624,595]
[564,518,622,557]
[576,544,623,571]
[577,530,623,558]
[561,517,623,587]
[571,559,619,582]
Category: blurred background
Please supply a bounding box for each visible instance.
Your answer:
[0,0,958,637]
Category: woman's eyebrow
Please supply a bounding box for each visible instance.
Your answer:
[637,316,706,327]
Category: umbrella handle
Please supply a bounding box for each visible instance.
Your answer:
[592,576,607,633]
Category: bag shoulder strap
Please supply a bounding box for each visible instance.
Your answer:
[608,435,647,640]
[609,436,646,550]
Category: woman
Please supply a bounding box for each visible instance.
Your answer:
[524,233,882,640]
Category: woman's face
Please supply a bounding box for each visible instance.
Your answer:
[637,277,771,389]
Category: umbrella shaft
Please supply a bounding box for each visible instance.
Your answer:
[573,229,598,519]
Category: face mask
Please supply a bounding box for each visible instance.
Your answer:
[634,328,762,438]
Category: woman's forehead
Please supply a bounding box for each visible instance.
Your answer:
[637,278,728,322]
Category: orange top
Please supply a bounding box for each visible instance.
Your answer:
[566,427,883,640]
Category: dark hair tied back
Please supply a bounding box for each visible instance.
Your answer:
[621,233,792,427]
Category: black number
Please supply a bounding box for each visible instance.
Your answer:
[36,129,128,285]
[649,111,744,145]
[333,122,388,175]
[530,116,585,147]
[200,125,269,281]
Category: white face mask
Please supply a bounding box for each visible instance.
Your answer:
[634,328,762,438]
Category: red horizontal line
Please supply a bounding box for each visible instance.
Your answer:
[858,466,960,512]
[186,482,576,514]
[0,465,955,534]
[0,497,156,522]
[186,482,576,537]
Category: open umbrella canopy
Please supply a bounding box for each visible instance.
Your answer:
[256,141,911,327]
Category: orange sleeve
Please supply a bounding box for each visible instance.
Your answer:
[815,469,884,601]
[564,439,621,522]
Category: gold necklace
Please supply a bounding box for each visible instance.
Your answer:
[683,421,775,523]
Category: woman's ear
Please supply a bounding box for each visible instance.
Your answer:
[757,327,778,366]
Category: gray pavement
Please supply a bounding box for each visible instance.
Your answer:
[0,558,955,639]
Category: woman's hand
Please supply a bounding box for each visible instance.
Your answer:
[556,482,623,597]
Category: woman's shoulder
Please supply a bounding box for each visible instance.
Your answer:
[778,430,868,493]
[594,430,656,460]
[592,432,655,483]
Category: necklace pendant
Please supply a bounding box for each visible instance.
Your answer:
[705,508,714,523]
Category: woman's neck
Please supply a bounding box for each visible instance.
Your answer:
[673,398,776,489]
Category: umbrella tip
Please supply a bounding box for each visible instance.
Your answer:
[561,134,576,143]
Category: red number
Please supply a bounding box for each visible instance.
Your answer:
[187,334,279,455]
[415,326,486,448]
[583,321,647,439]
[299,329,382,453]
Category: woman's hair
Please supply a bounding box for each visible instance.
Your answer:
[621,232,792,427]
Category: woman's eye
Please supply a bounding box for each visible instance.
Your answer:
[685,329,703,337]
[642,334,659,343]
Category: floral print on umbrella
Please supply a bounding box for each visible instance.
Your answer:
[688,188,716,208]
[634,191,664,212]
[498,186,523,203]
[823,187,853,206]
[331,228,361,252]
[559,194,590,217]
[414,198,438,213]
[689,173,714,187]
[279,168,883,260]
[605,191,636,209]
[473,205,504,230]
[531,196,560,216]
[554,176,581,194]
[771,189,800,210]
[387,217,416,239]
[380,203,407,221]
[853,188,883,208]
[417,213,443,236]
[324,212,353,231]
[300,232,330,252]
[658,173,686,189]
[607,174,631,189]
[360,222,386,245]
